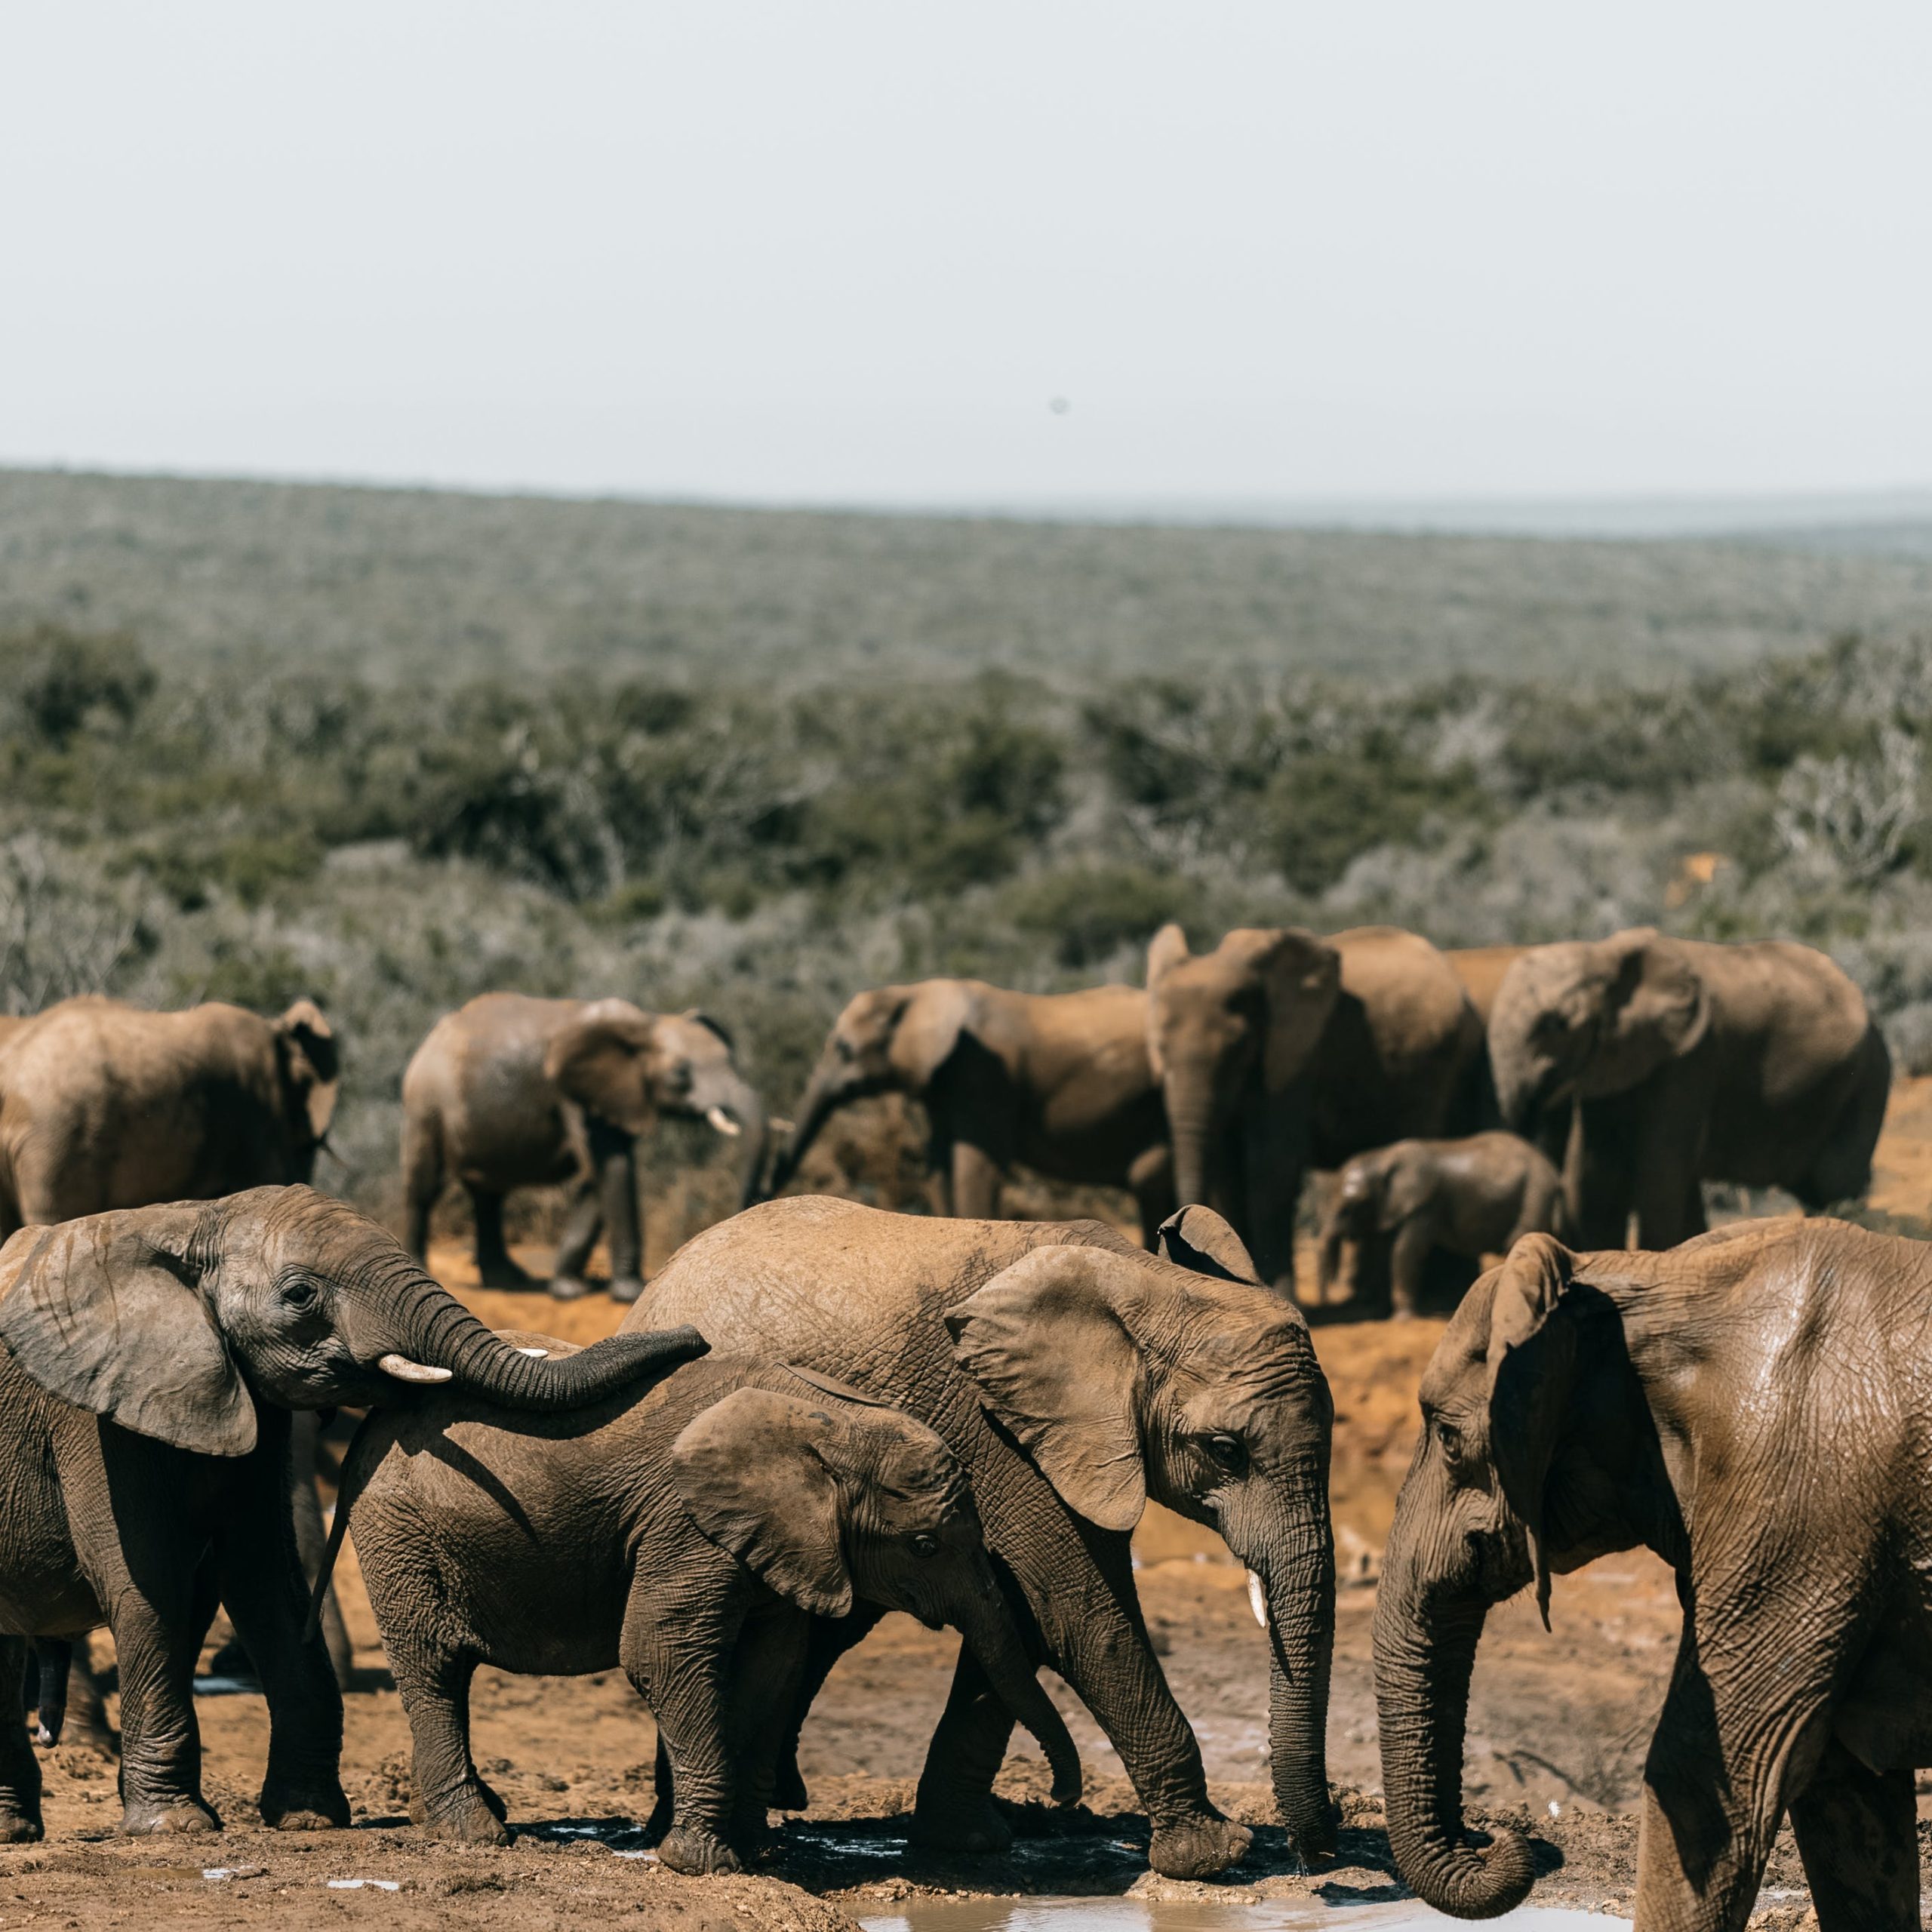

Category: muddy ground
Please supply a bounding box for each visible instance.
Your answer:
[15,1084,1932,1927]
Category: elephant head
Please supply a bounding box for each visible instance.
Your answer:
[1488,928,1711,1134]
[771,980,976,1191]
[1374,1232,1674,1916]
[943,1206,1337,1859]
[672,1378,1081,1803]
[0,1185,709,1457]
[545,1000,769,1210]
[271,998,340,1183]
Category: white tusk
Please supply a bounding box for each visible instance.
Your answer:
[517,1346,549,1358]
[378,1353,454,1385]
[1247,1570,1269,1629]
[705,1106,742,1137]
[769,1116,794,1135]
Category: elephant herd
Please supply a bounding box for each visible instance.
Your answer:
[0,915,1913,1930]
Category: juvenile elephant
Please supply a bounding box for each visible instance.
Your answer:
[770,979,1173,1244]
[1375,1220,1932,1929]
[1146,924,1482,1290]
[0,1185,704,1841]
[401,993,768,1301]
[632,1197,1336,1880]
[1487,928,1890,1248]
[0,995,339,1237]
[346,1346,1081,1874]
[1315,1131,1567,1317]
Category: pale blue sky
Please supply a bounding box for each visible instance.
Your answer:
[3,2,1928,507]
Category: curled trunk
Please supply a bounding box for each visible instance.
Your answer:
[955,1589,1082,1804]
[1373,1567,1533,1917]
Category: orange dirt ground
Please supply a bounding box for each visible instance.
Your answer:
[11,1081,1932,1926]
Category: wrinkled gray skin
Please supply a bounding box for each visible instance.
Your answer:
[0,1185,705,1843]
[1377,1220,1932,1928]
[631,1198,1336,1881]
[401,993,768,1301]
[347,1346,1081,1875]
[1315,1132,1567,1318]
[0,996,339,1238]
[1146,924,1482,1291]
[1488,928,1890,1248]
[771,980,1174,1244]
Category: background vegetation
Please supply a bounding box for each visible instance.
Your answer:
[5,469,1932,1247]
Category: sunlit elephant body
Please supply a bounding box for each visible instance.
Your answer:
[401,993,768,1300]
[347,1346,1079,1875]
[631,1196,1335,1881]
[1488,928,1889,1247]
[1146,924,1482,1289]
[773,980,1173,1241]
[1315,1131,1566,1316]
[0,1186,703,1842]
[0,995,339,1239]
[1376,1220,1932,1929]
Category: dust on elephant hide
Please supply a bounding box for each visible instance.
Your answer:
[346,1348,1079,1875]
[1487,927,1889,1248]
[1376,1220,1932,1928]
[401,992,768,1302]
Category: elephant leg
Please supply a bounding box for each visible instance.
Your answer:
[108,1582,219,1834]
[391,1642,507,1844]
[0,1640,42,1843]
[764,1605,884,1812]
[548,1174,603,1300]
[951,1143,1002,1222]
[1632,1130,1706,1250]
[909,1644,1023,1854]
[400,1112,441,1264]
[1243,1112,1305,1295]
[288,1411,353,1690]
[1386,1220,1433,1319]
[592,1124,645,1303]
[643,1735,674,1844]
[1787,1734,1915,1932]
[1128,1145,1174,1251]
[1569,1103,1635,1249]
[722,1611,811,1857]
[469,1187,534,1291]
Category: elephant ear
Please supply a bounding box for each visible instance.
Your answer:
[671,1386,854,1617]
[1216,928,1341,1091]
[0,1203,255,1457]
[886,981,974,1086]
[1143,924,1192,1078]
[945,1246,1146,1532]
[681,1008,735,1054]
[1484,1232,1580,1627]
[275,998,340,1142]
[1157,1205,1263,1286]
[544,999,659,1135]
[1604,930,1712,1071]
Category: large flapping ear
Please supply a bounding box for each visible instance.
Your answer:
[1604,929,1712,1065]
[886,981,974,1087]
[946,1247,1146,1532]
[1143,924,1191,1078]
[275,998,340,1141]
[0,1203,254,1457]
[1157,1205,1263,1286]
[543,998,659,1135]
[1238,928,1343,1091]
[1484,1232,1580,1628]
[671,1386,854,1617]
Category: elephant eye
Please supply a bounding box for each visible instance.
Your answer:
[1435,1418,1464,1462]
[909,1533,940,1559]
[279,1272,319,1308]
[1204,1433,1246,1475]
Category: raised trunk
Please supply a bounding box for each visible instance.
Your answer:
[954,1590,1081,1805]
[1373,1576,1534,1917]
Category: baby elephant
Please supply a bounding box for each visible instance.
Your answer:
[346,1344,1081,1875]
[1317,1130,1566,1318]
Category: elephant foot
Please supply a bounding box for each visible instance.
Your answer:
[909,1795,1012,1856]
[607,1276,646,1306]
[261,1779,350,1830]
[658,1822,743,1875]
[770,1756,809,1812]
[548,1274,593,1303]
[640,1793,672,1845]
[480,1258,538,1291]
[1149,1814,1253,1879]
[420,1793,512,1846]
[120,1797,222,1836]
[0,1809,43,1844]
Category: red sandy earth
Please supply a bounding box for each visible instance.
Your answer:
[14,1082,1932,1927]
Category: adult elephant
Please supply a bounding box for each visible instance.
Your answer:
[0,995,339,1237]
[0,1186,704,1841]
[1145,925,1481,1291]
[629,1196,1335,1880]
[1487,928,1890,1248]
[401,994,768,1302]
[1375,1220,1932,1928]
[770,979,1173,1243]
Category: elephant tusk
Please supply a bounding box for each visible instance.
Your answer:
[768,1116,794,1135]
[378,1353,454,1385]
[517,1346,548,1358]
[1247,1570,1269,1629]
[705,1106,743,1137]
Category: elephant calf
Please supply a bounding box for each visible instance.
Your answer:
[1315,1131,1566,1317]
[344,1346,1080,1875]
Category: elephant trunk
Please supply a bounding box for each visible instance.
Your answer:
[1373,1555,1533,1917]
[1164,1072,1221,1213]
[771,1063,843,1193]
[708,1072,769,1212]
[953,1576,1082,1805]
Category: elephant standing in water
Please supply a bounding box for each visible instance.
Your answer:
[1376,1220,1932,1929]
[1145,924,1481,1291]
[632,1197,1335,1880]
[0,1186,704,1841]
[401,994,768,1301]
[1487,928,1889,1247]
[771,979,1174,1242]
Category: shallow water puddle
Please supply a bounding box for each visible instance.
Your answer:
[858,1905,1628,1932]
